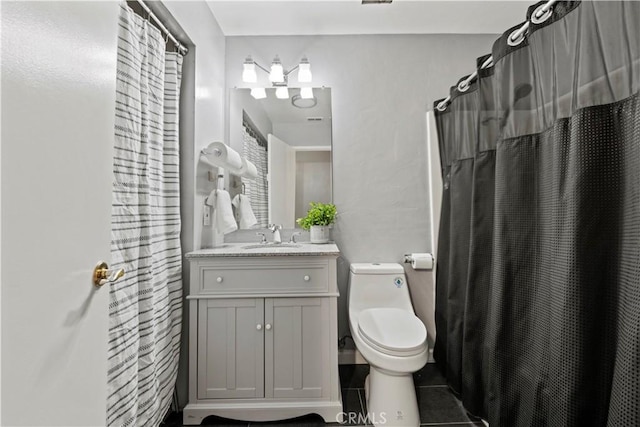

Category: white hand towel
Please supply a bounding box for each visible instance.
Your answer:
[238,158,259,179]
[232,194,258,229]
[207,189,238,235]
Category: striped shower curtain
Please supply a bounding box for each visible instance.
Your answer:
[242,126,269,227]
[107,4,183,426]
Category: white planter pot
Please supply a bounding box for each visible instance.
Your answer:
[310,225,330,244]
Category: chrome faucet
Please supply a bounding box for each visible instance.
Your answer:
[268,224,282,244]
[289,232,302,243]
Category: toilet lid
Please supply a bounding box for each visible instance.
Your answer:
[357,308,427,356]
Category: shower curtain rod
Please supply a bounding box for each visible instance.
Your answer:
[436,0,558,111]
[135,0,188,55]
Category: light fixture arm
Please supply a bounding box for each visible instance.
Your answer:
[283,64,300,77]
[272,75,289,87]
[252,61,271,74]
[250,61,299,78]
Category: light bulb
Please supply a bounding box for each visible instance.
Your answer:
[300,87,314,99]
[250,88,266,99]
[242,56,257,83]
[298,57,312,83]
[275,87,289,99]
[269,56,284,83]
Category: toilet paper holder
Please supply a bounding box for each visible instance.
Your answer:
[404,254,420,263]
[403,253,435,270]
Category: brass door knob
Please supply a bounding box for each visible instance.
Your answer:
[93,261,125,287]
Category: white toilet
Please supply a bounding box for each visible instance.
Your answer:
[348,263,428,427]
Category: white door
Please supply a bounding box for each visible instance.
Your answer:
[1,2,120,425]
[267,134,296,228]
[423,111,442,354]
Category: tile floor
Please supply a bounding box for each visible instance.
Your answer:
[162,364,483,427]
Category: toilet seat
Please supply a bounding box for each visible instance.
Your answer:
[357,308,427,357]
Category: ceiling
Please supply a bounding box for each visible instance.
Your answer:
[248,87,332,124]
[206,1,529,36]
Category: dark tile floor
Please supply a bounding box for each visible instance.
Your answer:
[162,364,484,427]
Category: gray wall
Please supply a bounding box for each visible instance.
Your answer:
[225,34,497,339]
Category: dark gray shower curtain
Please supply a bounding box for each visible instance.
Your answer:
[433,2,640,426]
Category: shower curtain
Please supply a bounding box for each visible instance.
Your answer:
[107,4,183,426]
[242,125,269,227]
[434,1,639,426]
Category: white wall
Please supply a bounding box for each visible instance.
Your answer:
[225,34,497,341]
[295,151,332,220]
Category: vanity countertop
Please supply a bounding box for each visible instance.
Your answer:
[185,242,340,258]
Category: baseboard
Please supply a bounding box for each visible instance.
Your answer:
[338,349,367,365]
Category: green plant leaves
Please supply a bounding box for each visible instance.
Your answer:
[296,202,337,230]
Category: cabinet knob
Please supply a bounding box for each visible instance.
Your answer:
[216,276,223,283]
[256,324,262,331]
[265,323,272,331]
[304,275,310,282]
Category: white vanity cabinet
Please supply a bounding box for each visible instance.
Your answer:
[184,246,342,425]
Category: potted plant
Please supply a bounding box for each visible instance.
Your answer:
[296,202,337,244]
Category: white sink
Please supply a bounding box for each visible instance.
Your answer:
[241,243,301,250]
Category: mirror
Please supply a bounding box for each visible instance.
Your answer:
[227,87,332,229]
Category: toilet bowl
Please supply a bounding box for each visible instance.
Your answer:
[348,263,428,427]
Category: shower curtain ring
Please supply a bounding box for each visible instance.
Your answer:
[531,4,553,24]
[508,28,526,47]
[457,80,470,93]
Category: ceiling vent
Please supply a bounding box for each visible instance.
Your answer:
[362,0,392,4]
[307,117,324,122]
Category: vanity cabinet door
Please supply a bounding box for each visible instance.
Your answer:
[264,298,330,399]
[198,299,264,399]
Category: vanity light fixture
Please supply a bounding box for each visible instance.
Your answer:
[297,57,312,82]
[250,87,267,99]
[275,86,289,99]
[269,56,285,82]
[300,87,314,99]
[243,54,313,99]
[242,56,257,83]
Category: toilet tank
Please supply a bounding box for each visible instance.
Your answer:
[348,263,414,315]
